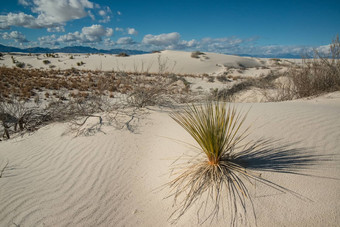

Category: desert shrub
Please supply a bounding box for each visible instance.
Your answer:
[77,61,85,66]
[128,86,166,108]
[207,76,215,82]
[15,62,25,68]
[43,60,51,65]
[191,51,205,58]
[11,56,16,63]
[116,52,129,57]
[289,35,340,98]
[216,74,229,82]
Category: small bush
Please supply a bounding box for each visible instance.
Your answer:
[207,76,215,83]
[116,52,129,57]
[77,61,85,66]
[15,62,25,68]
[191,51,205,58]
[216,74,229,83]
[43,60,51,65]
[288,35,340,98]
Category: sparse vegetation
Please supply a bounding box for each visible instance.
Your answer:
[216,74,229,83]
[191,51,205,58]
[167,102,252,224]
[116,52,129,57]
[77,61,85,66]
[15,62,25,68]
[43,60,51,65]
[288,35,340,98]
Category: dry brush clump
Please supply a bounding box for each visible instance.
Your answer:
[287,35,340,98]
[191,51,205,59]
[0,66,198,139]
[210,72,281,101]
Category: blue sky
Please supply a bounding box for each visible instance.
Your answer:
[0,0,339,56]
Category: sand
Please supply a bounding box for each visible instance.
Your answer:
[0,50,285,75]
[0,51,339,226]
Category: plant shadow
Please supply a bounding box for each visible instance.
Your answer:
[232,139,337,178]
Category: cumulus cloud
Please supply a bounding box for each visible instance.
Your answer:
[142,32,180,47]
[0,0,94,30]
[127,28,138,35]
[38,34,60,46]
[115,27,124,32]
[104,38,115,46]
[57,24,113,44]
[116,37,136,45]
[32,0,93,23]
[88,10,95,20]
[1,31,29,43]
[98,6,112,23]
[18,0,30,6]
[0,13,38,29]
[47,26,65,32]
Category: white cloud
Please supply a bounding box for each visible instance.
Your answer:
[1,31,29,43]
[117,11,122,15]
[127,28,138,35]
[88,10,95,20]
[142,32,180,46]
[58,31,83,43]
[18,0,30,6]
[0,0,95,30]
[38,34,60,46]
[47,26,65,32]
[115,27,124,32]
[116,37,136,45]
[57,24,113,44]
[98,6,112,23]
[104,38,115,46]
[32,0,93,23]
[99,10,106,16]
[0,12,39,29]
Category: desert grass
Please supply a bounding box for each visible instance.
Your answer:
[165,102,328,225]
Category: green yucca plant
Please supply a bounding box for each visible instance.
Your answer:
[166,101,254,225]
[170,102,249,166]
[166,102,312,225]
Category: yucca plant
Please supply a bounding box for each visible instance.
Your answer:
[166,102,252,223]
[171,102,249,165]
[166,101,263,225]
[166,102,313,225]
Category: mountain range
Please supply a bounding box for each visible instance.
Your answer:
[0,44,148,55]
[0,44,303,58]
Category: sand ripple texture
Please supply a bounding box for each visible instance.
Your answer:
[0,95,340,227]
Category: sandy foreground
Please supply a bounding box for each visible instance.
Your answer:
[0,51,339,226]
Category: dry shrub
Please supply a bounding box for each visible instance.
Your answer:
[191,51,205,58]
[289,35,340,98]
[116,52,129,57]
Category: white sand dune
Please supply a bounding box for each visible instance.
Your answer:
[1,50,265,75]
[1,92,339,226]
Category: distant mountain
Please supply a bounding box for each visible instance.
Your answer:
[0,44,149,55]
[0,43,306,58]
